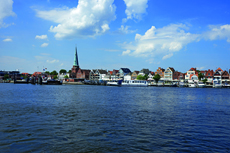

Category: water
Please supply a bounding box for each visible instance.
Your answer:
[0,83,230,152]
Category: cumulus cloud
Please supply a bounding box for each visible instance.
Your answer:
[41,43,49,47]
[121,23,200,59]
[0,0,16,28]
[3,38,12,42]
[35,35,48,40]
[204,24,230,43]
[123,0,148,22]
[118,25,136,34]
[162,53,173,60]
[35,0,116,39]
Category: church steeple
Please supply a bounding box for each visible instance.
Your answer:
[73,47,79,67]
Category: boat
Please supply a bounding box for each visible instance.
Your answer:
[188,80,196,88]
[122,80,148,87]
[223,83,230,88]
[179,82,185,87]
[106,80,122,86]
[157,80,164,87]
[171,82,178,87]
[197,81,206,88]
[213,83,222,88]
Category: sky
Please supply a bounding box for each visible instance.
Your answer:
[1,0,230,73]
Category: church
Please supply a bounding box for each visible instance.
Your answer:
[70,47,90,81]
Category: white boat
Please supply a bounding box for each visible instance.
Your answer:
[157,80,164,87]
[122,80,148,87]
[213,83,222,88]
[188,80,196,88]
[197,81,206,88]
[179,82,185,87]
[106,80,122,86]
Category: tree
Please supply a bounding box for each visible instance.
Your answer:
[64,75,69,79]
[59,69,67,74]
[202,78,208,84]
[137,75,144,80]
[53,75,58,80]
[143,74,149,80]
[50,70,58,75]
[3,74,9,80]
[198,73,204,80]
[153,74,161,83]
[45,71,50,75]
[68,70,72,73]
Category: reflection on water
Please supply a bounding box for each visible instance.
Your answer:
[0,84,230,152]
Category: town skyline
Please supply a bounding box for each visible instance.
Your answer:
[1,0,230,74]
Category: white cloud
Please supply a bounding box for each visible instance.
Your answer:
[46,59,59,63]
[35,0,116,39]
[123,0,148,22]
[162,53,173,60]
[0,0,16,28]
[118,25,136,34]
[122,50,131,55]
[35,35,48,40]
[122,23,200,60]
[3,38,12,42]
[41,43,49,47]
[204,24,230,43]
[196,66,205,70]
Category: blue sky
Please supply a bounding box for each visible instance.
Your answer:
[1,0,230,73]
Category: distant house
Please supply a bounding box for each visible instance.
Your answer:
[131,71,139,80]
[139,69,150,76]
[204,69,214,83]
[155,67,165,79]
[104,71,112,80]
[190,74,199,82]
[32,72,42,77]
[58,73,69,80]
[89,69,97,80]
[124,72,132,80]
[213,67,223,85]
[173,71,184,80]
[76,68,91,80]
[164,67,175,81]
[111,69,119,80]
[147,71,155,81]
[119,68,131,80]
[185,68,198,80]
[221,70,229,83]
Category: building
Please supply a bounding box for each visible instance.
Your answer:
[139,69,150,76]
[173,71,185,80]
[119,68,131,80]
[131,71,139,80]
[213,67,223,85]
[204,69,214,84]
[164,67,175,81]
[185,68,198,80]
[155,67,165,78]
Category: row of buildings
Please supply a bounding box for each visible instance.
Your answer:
[60,48,229,85]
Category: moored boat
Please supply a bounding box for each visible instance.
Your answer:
[197,81,206,88]
[122,80,148,87]
[106,80,122,86]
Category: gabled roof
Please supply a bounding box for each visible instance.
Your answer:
[120,68,131,73]
[189,67,196,71]
[169,67,175,72]
[98,69,107,74]
[215,67,223,72]
[222,70,229,76]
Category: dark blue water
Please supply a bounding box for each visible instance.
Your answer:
[0,83,230,152]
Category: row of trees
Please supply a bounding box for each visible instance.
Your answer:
[137,74,161,83]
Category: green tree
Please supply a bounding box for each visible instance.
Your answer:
[59,69,67,74]
[53,75,58,80]
[202,78,208,84]
[137,75,144,80]
[198,73,204,80]
[45,71,50,75]
[153,74,161,83]
[68,70,72,73]
[3,74,9,80]
[143,74,148,80]
[64,75,69,79]
[50,70,58,75]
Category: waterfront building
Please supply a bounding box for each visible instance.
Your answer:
[89,69,97,80]
[164,67,175,81]
[118,68,131,80]
[103,71,112,80]
[131,71,139,80]
[221,70,229,84]
[213,67,223,85]
[204,69,214,84]
[185,68,197,80]
[89,69,107,81]
[70,47,80,79]
[111,69,119,80]
[155,67,165,79]
[173,71,185,81]
[124,72,132,80]
[139,69,150,76]
[190,74,199,82]
[0,70,21,80]
[58,73,69,80]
